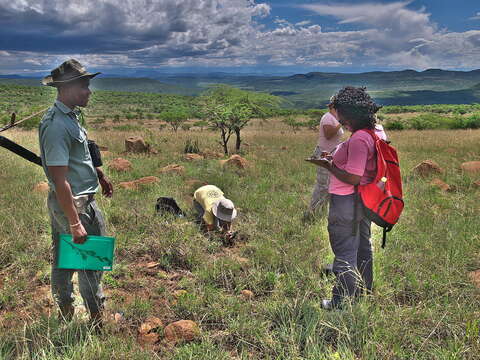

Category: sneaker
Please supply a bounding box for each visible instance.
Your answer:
[321,299,333,310]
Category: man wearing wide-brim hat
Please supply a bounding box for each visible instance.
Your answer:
[38,59,113,329]
[193,185,238,241]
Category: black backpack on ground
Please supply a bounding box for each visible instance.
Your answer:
[155,197,186,217]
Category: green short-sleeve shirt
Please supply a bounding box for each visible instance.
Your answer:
[38,100,99,196]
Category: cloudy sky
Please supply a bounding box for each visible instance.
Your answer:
[0,0,479,75]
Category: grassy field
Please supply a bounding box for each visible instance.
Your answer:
[0,112,479,359]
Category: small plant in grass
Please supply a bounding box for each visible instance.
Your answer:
[184,138,201,154]
[113,114,121,123]
[282,116,302,133]
[124,297,153,321]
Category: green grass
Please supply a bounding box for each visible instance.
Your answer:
[0,118,479,359]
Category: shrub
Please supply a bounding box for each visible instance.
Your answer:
[184,139,201,154]
[385,119,405,130]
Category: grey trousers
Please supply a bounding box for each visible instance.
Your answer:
[328,193,372,307]
[47,191,106,314]
[310,166,330,212]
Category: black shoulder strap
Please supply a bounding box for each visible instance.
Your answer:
[0,135,42,166]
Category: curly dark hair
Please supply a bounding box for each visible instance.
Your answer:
[331,86,381,131]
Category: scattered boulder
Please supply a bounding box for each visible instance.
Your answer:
[138,317,164,335]
[184,153,204,161]
[118,176,159,190]
[33,181,49,193]
[159,164,185,175]
[125,136,150,153]
[430,178,452,192]
[164,320,200,344]
[118,181,137,190]
[138,333,159,346]
[201,150,224,159]
[461,161,480,174]
[108,158,132,172]
[412,160,443,177]
[468,270,480,289]
[220,155,248,169]
[281,146,288,150]
[135,176,160,186]
[240,290,254,300]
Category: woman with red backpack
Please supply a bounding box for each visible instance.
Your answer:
[307,86,383,310]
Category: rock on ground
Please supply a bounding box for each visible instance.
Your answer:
[159,164,185,175]
[461,161,480,174]
[164,320,200,344]
[468,270,480,289]
[138,317,163,335]
[125,136,150,153]
[119,176,159,190]
[240,290,254,300]
[220,154,248,169]
[108,158,132,172]
[201,150,224,159]
[184,153,204,161]
[430,178,452,192]
[412,160,443,177]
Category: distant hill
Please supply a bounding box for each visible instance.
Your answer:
[2,68,480,107]
[0,77,194,96]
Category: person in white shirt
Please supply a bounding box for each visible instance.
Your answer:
[306,98,344,216]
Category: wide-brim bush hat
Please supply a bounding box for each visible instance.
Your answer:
[212,198,237,222]
[42,59,101,87]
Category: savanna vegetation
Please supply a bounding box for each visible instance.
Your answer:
[0,84,479,359]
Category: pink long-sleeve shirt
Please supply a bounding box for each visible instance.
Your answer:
[329,130,377,195]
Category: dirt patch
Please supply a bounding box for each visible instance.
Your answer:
[468,270,480,289]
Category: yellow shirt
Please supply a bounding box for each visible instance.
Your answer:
[193,185,225,225]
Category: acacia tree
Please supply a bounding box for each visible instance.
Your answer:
[160,107,189,132]
[199,85,280,154]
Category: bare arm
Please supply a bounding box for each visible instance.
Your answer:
[96,167,113,198]
[48,166,87,243]
[323,123,342,140]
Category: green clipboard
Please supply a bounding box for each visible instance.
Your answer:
[57,234,115,271]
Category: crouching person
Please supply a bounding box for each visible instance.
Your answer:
[39,59,113,328]
[193,185,237,241]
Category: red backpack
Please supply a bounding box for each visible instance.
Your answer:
[356,129,404,248]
